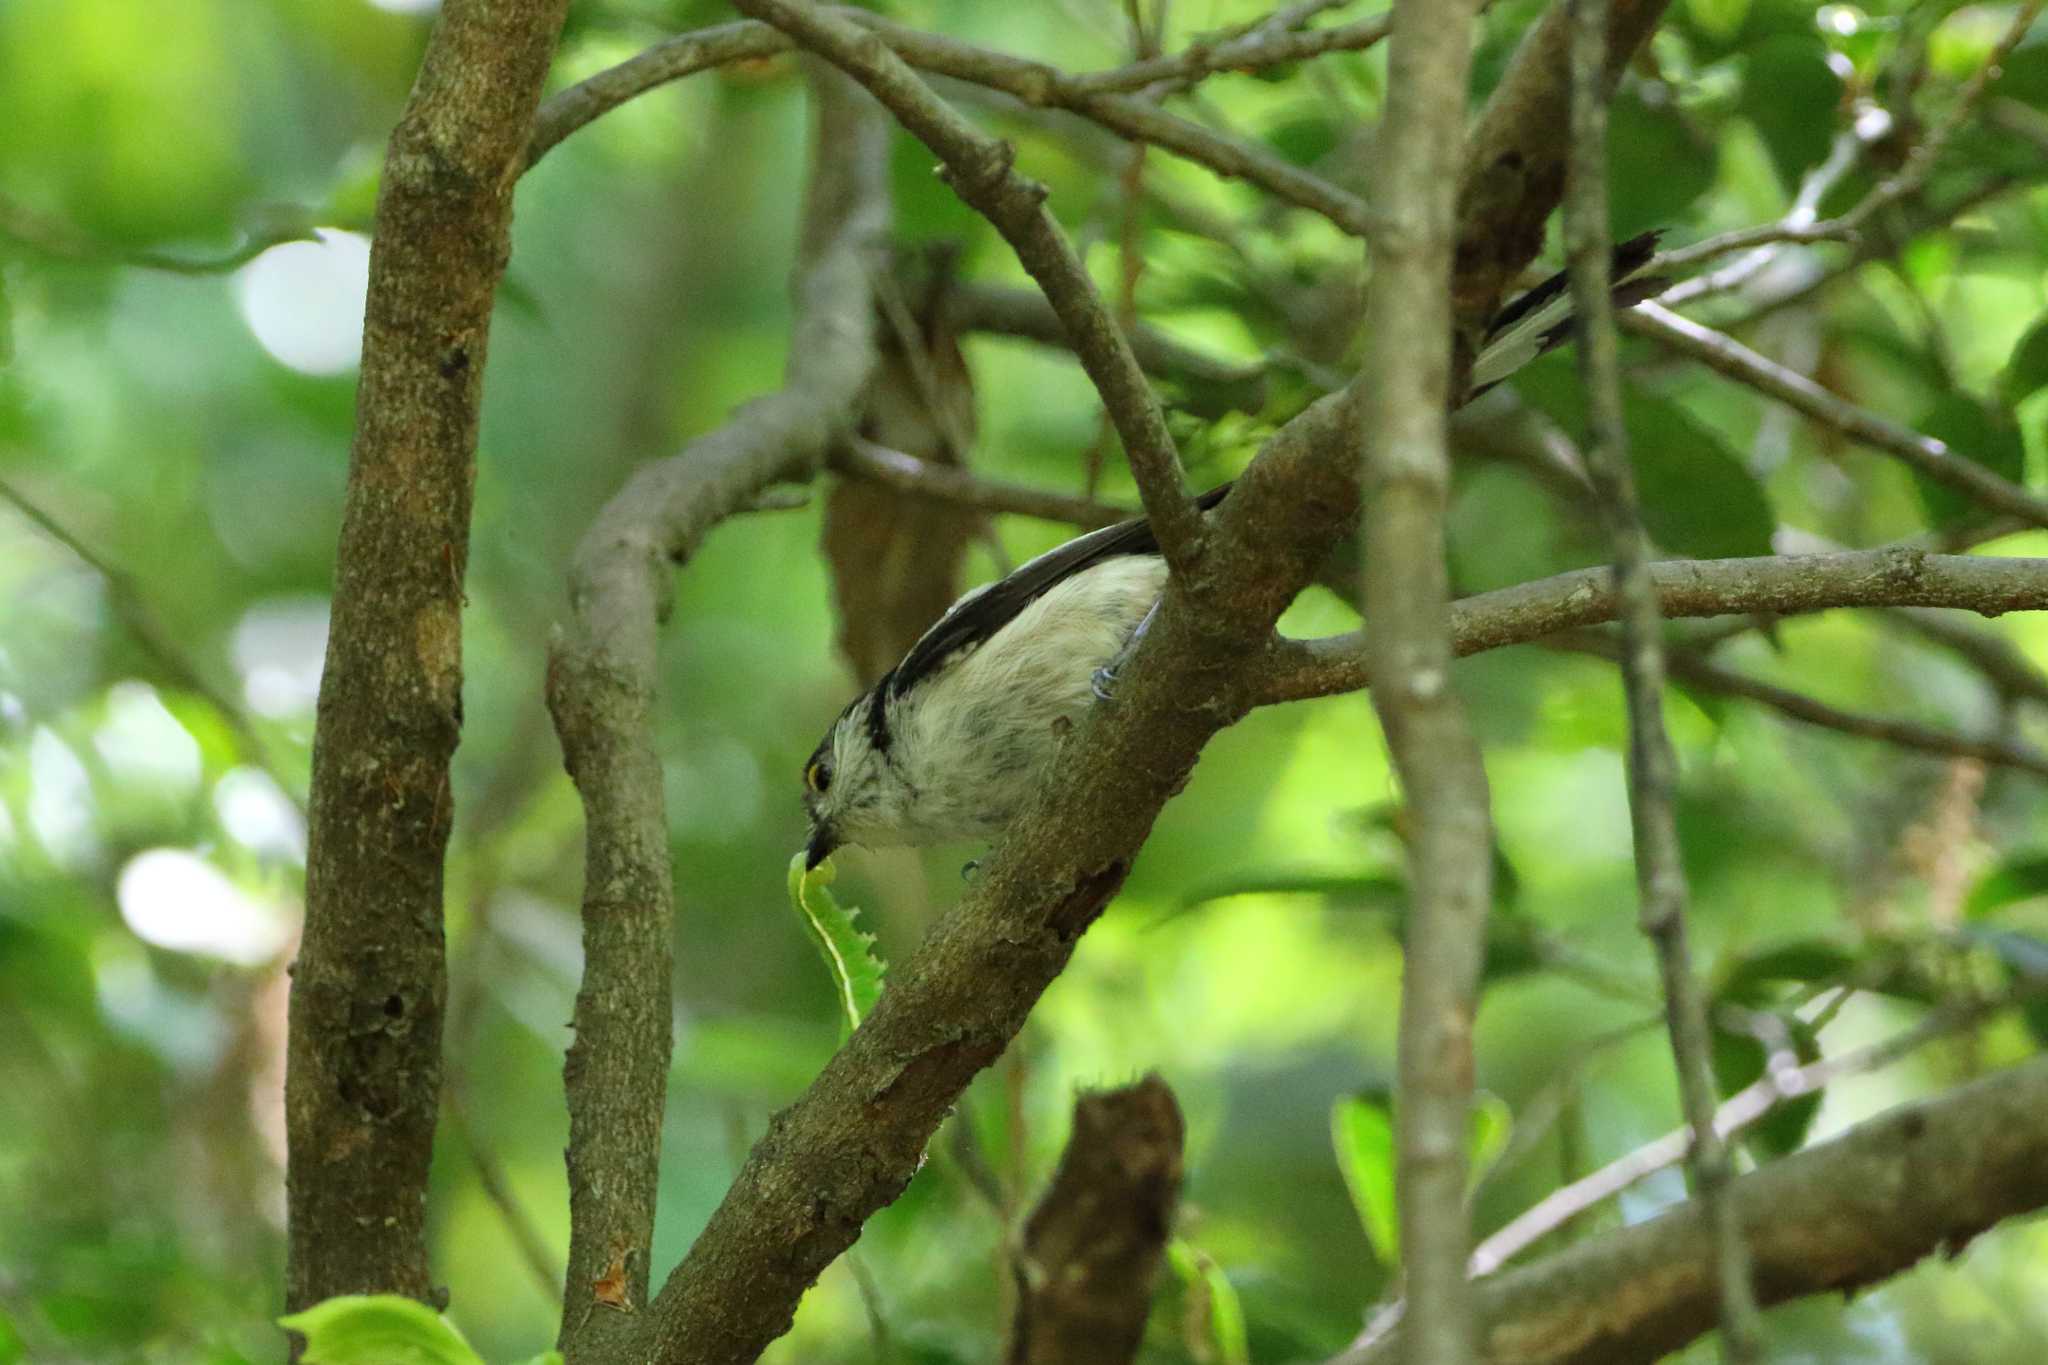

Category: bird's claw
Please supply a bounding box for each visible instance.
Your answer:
[1091,663,1120,703]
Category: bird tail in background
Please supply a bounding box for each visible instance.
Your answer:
[1467,230,1665,396]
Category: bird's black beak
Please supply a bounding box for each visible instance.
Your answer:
[804,824,839,871]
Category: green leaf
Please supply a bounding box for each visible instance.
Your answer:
[1965,853,2048,919]
[278,1296,483,1365]
[1263,111,1342,167]
[1914,395,2026,527]
[1609,94,1716,237]
[1168,1241,1250,1365]
[510,1355,565,1365]
[1625,395,1777,559]
[1331,1089,1515,1268]
[1468,1090,1514,1188]
[1685,0,1751,42]
[787,851,887,1041]
[2001,313,2048,407]
[1331,1091,1400,1266]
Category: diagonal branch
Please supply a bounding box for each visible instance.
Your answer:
[1066,8,1390,95]
[731,0,1203,571]
[526,10,1375,238]
[543,64,890,1363]
[1625,302,2048,529]
[1468,979,2048,1279]
[1647,642,2048,780]
[1341,1054,2048,1365]
[282,0,569,1321]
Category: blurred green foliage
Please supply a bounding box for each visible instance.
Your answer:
[5,1,2048,1362]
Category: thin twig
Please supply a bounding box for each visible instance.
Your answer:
[1650,642,2048,780]
[1626,301,2048,530]
[868,13,1373,237]
[528,9,1377,238]
[445,1085,565,1306]
[1564,0,1760,1354]
[0,190,317,275]
[1884,607,2048,709]
[1838,0,2046,236]
[834,437,1134,526]
[1467,978,2048,1278]
[1728,173,2026,326]
[1357,4,1491,1363]
[1652,0,2041,314]
[1651,125,1869,309]
[0,478,290,802]
[1066,9,1391,95]
[733,0,1204,571]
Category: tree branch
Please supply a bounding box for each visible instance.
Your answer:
[834,437,1134,528]
[0,477,287,801]
[1066,8,1390,95]
[1469,981,2048,1280]
[1563,0,1759,1353]
[282,0,569,1319]
[941,280,1269,417]
[1341,1054,2048,1365]
[1624,302,2048,529]
[731,0,1203,571]
[1004,1075,1184,1365]
[1454,0,1673,335]
[622,4,1673,1358]
[543,65,889,1363]
[1641,640,2048,780]
[527,9,1376,239]
[1358,3,1491,1362]
[1885,607,2048,709]
[1258,551,2048,705]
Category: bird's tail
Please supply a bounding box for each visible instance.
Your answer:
[1467,230,1665,397]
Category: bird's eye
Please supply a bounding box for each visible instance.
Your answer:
[805,759,832,795]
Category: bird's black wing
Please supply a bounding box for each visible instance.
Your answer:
[883,482,1234,703]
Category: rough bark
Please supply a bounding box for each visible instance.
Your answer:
[1005,1076,1185,1365]
[611,4,1674,1360]
[1340,1055,2048,1365]
[1259,550,2048,703]
[283,0,568,1318]
[1356,2,1491,1362]
[1454,0,1672,337]
[544,65,890,1363]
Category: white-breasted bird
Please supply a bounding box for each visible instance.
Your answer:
[801,234,1663,868]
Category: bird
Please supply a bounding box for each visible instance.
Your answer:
[801,234,1664,869]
